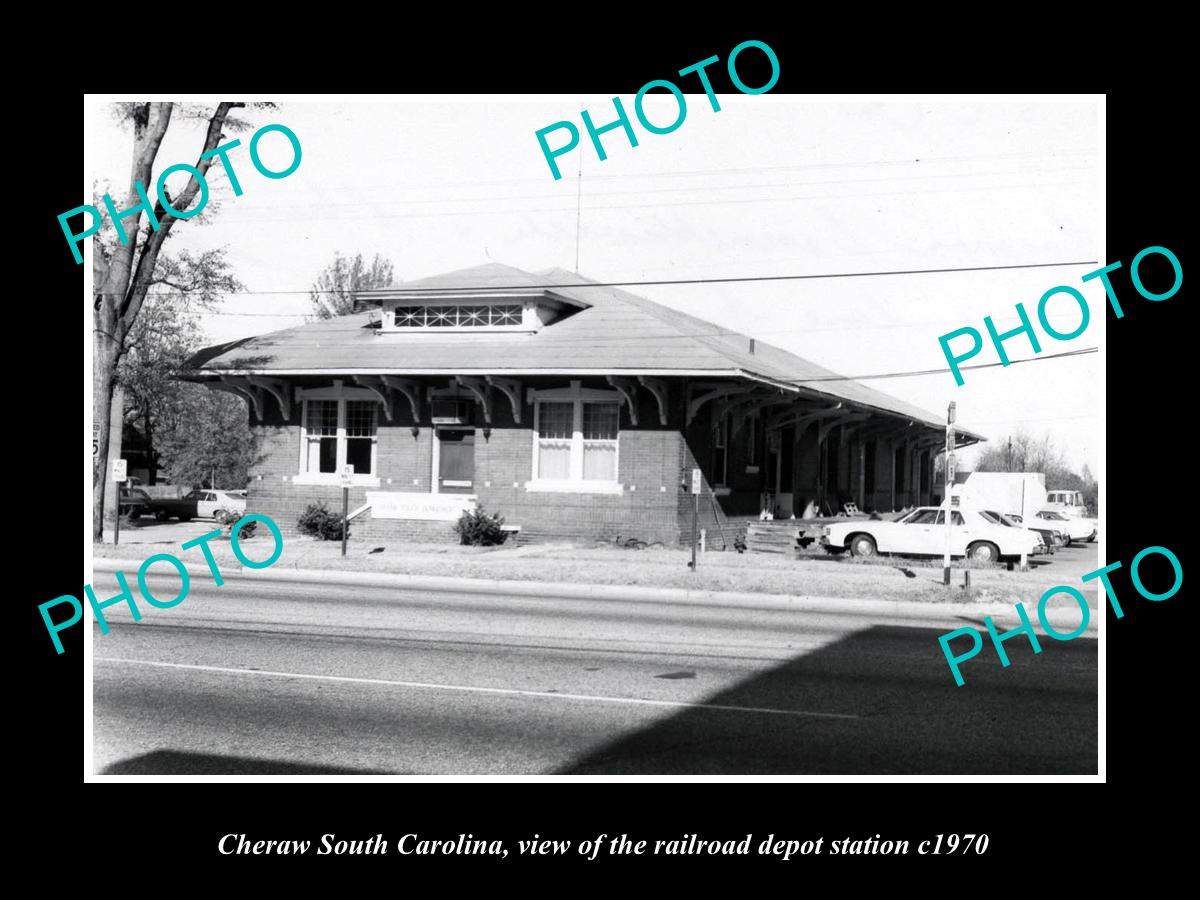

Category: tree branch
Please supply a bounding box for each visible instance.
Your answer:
[119,101,245,328]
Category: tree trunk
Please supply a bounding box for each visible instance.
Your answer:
[92,102,243,537]
[144,406,157,485]
[107,383,126,537]
[92,332,119,540]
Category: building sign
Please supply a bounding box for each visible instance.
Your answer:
[691,468,702,495]
[365,491,477,521]
[111,459,127,483]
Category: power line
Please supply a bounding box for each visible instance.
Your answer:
[792,347,1097,383]
[212,165,1092,212]
[162,259,1098,298]
[348,148,1097,191]
[212,176,1092,224]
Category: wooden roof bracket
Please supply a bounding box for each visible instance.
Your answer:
[214,376,262,422]
[818,412,870,446]
[768,402,843,433]
[247,375,292,420]
[353,375,395,423]
[687,383,753,426]
[379,376,425,428]
[728,392,787,435]
[485,375,523,425]
[636,376,669,426]
[605,376,640,426]
[455,375,493,425]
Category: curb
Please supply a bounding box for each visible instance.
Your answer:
[90,557,1100,631]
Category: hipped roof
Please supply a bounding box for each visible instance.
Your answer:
[188,263,983,440]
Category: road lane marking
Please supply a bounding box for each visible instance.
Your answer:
[95,657,860,720]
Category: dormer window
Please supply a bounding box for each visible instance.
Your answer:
[394,304,523,329]
[359,288,588,335]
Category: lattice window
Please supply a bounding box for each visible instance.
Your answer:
[392,303,524,328]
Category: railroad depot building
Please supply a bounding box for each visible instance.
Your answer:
[186,264,984,545]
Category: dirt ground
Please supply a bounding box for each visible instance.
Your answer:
[93,521,1102,606]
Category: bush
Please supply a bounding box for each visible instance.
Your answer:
[222,510,257,539]
[455,506,508,546]
[298,502,349,541]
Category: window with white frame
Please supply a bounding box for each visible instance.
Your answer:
[536,401,574,479]
[298,384,380,482]
[582,402,619,480]
[529,383,623,491]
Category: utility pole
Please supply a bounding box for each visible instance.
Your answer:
[688,468,701,570]
[944,402,956,586]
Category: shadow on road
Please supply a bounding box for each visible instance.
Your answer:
[558,624,1097,775]
[102,749,396,775]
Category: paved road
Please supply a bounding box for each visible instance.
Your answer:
[91,571,1097,775]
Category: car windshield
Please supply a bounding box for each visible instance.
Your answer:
[901,510,939,524]
[1038,510,1065,520]
[980,510,1018,527]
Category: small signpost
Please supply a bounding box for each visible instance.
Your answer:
[340,465,354,557]
[689,468,702,571]
[944,402,956,586]
[111,459,127,546]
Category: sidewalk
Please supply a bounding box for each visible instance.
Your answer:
[91,536,1102,631]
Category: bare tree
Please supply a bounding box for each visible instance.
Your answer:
[92,102,251,541]
[973,428,1097,507]
[309,252,396,319]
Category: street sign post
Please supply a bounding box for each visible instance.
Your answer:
[340,465,354,556]
[689,468,702,571]
[111,459,127,546]
[944,402,956,586]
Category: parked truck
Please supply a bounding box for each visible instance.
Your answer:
[952,471,1047,521]
[1045,489,1090,518]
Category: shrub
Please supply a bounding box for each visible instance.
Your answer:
[455,506,508,546]
[222,510,257,539]
[298,502,349,541]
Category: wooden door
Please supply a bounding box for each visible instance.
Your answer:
[437,429,475,493]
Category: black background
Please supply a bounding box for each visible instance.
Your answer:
[22,22,1187,882]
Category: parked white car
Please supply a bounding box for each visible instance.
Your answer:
[822,505,1040,563]
[188,489,248,520]
[1032,509,1096,544]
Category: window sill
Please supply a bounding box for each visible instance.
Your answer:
[292,473,382,487]
[524,479,624,495]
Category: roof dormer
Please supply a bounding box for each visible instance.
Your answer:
[355,288,587,335]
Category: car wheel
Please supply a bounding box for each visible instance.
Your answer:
[155,509,169,522]
[213,508,230,524]
[968,541,1000,563]
[849,534,877,558]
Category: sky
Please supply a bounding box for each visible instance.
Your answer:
[87,96,1102,473]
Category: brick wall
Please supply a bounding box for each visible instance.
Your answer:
[241,377,942,545]
[245,378,685,547]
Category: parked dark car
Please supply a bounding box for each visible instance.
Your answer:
[118,487,153,519]
[149,494,198,522]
